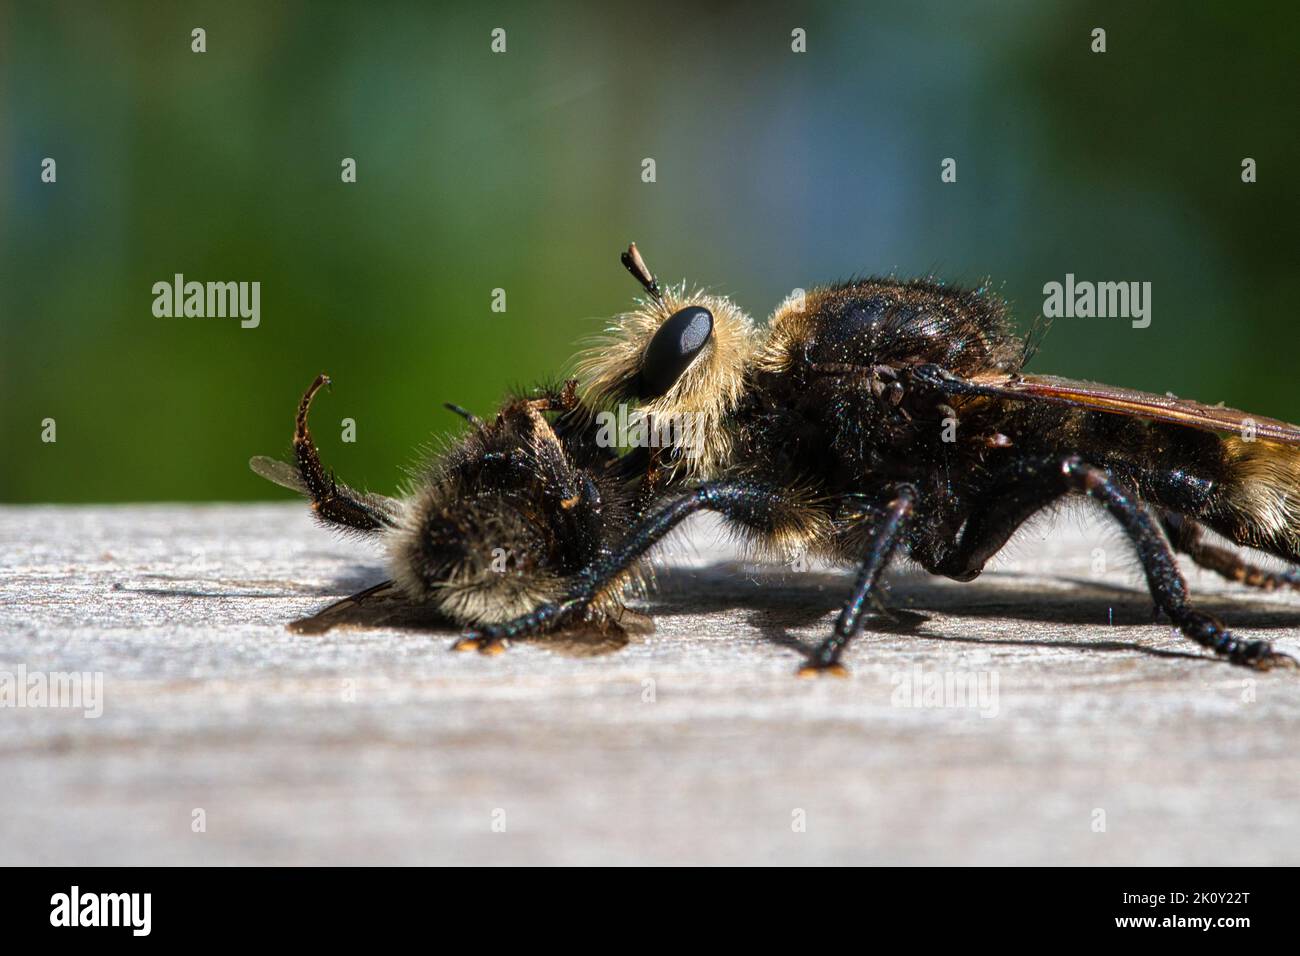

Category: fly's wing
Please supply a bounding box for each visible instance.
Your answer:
[966,373,1300,446]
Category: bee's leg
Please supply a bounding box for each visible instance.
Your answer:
[800,485,916,677]
[454,480,796,653]
[1063,457,1296,670]
[292,374,398,533]
[1161,512,1300,592]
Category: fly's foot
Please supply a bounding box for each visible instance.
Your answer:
[1181,610,1298,670]
[1234,640,1298,672]
[451,631,509,656]
[797,660,850,679]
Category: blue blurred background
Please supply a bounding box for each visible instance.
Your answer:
[2,0,1296,501]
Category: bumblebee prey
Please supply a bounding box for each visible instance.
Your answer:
[255,244,1300,675]
[251,374,648,641]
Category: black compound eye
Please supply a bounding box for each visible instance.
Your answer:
[637,305,713,399]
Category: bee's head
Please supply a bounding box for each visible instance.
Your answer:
[390,492,567,626]
[574,244,757,478]
[387,392,632,626]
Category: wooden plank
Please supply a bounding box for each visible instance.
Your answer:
[1,504,1297,865]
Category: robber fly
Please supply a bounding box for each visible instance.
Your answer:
[458,244,1300,674]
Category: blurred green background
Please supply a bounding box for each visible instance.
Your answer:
[2,0,1296,502]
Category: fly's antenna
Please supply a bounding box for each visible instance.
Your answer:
[621,242,664,305]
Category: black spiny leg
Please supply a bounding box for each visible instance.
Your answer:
[454,480,794,653]
[292,374,399,533]
[799,485,916,677]
[1161,512,1300,593]
[1063,457,1297,670]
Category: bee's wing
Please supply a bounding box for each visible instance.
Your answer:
[249,455,403,516]
[968,373,1300,446]
[249,455,308,493]
[288,580,451,634]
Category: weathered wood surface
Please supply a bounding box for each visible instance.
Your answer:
[1,504,1297,865]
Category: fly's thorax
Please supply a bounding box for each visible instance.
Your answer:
[755,280,1022,379]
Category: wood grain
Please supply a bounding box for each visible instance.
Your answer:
[1,504,1297,865]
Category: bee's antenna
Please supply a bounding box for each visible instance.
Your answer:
[444,402,484,428]
[621,242,663,304]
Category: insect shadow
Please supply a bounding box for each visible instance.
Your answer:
[297,565,650,658]
[296,559,1300,666]
[644,563,1300,666]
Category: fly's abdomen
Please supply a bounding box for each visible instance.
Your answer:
[1205,436,1300,562]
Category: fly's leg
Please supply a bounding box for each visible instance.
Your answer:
[800,485,916,676]
[1064,457,1296,669]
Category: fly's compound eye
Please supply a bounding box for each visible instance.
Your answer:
[637,305,714,400]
